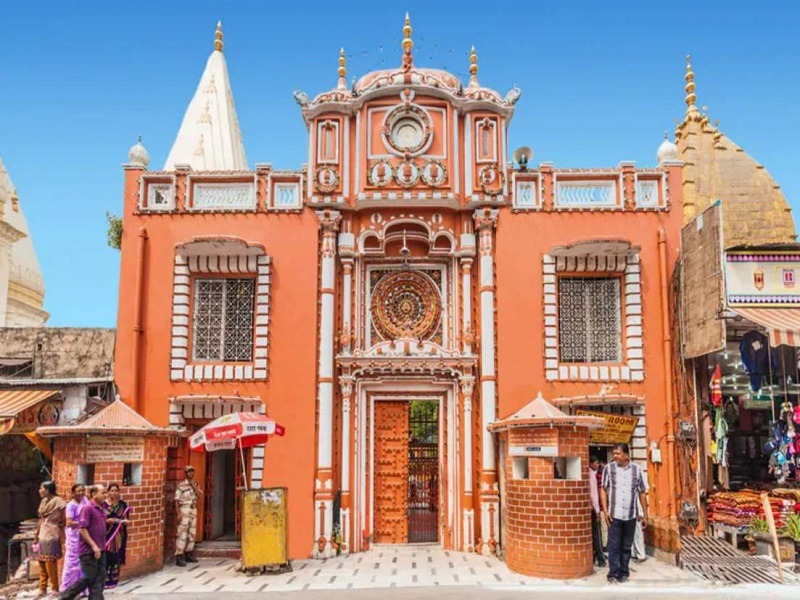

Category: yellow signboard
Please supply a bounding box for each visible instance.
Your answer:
[86,436,144,462]
[575,410,639,445]
[241,487,288,569]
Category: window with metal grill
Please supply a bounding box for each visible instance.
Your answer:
[557,277,622,363]
[192,278,255,362]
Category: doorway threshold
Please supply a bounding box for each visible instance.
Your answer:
[194,540,241,559]
[371,543,440,548]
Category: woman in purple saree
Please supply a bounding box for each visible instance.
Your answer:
[60,483,87,594]
[104,483,131,589]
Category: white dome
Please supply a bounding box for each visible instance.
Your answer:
[128,136,150,168]
[657,133,678,165]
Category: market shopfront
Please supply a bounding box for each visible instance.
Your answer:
[0,389,61,582]
[680,221,800,550]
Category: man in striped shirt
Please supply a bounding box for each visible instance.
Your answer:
[600,443,648,584]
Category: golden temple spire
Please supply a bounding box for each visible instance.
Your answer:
[469,46,479,86]
[214,20,224,53]
[337,48,347,89]
[684,54,699,118]
[402,12,414,71]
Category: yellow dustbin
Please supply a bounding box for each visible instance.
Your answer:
[241,487,288,570]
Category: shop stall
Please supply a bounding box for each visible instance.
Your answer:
[690,243,800,550]
[0,389,61,581]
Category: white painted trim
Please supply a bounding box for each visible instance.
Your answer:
[354,111,361,195]
[343,118,350,197]
[169,252,270,382]
[474,117,498,164]
[271,180,303,210]
[511,172,540,209]
[140,177,177,211]
[545,252,644,381]
[453,108,460,195]
[187,180,257,211]
[316,119,340,165]
[464,114,473,195]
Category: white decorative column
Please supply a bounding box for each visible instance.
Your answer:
[474,208,500,555]
[460,258,474,354]
[460,374,476,552]
[339,230,355,353]
[338,375,354,555]
[313,209,341,559]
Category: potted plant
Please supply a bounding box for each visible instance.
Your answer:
[746,517,769,555]
[750,515,797,562]
[782,513,800,560]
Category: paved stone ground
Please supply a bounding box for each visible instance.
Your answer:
[108,545,711,596]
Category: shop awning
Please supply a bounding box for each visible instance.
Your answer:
[0,389,60,434]
[551,394,645,408]
[730,306,800,347]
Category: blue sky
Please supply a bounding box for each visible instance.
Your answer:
[3,1,799,327]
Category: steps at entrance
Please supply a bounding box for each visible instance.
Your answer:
[193,541,241,559]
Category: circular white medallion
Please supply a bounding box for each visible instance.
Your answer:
[392,119,423,150]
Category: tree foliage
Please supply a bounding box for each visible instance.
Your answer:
[106,211,122,250]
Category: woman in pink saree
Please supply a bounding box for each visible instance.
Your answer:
[60,484,87,593]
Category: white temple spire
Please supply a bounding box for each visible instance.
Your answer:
[163,21,248,171]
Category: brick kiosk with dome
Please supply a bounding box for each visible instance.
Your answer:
[489,394,603,579]
[38,401,179,579]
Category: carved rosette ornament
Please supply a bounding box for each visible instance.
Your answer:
[421,159,447,187]
[394,160,420,187]
[314,165,339,193]
[382,101,433,157]
[478,164,505,196]
[368,160,393,187]
[370,271,442,341]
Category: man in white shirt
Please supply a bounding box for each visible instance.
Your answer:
[588,456,606,568]
[600,443,648,584]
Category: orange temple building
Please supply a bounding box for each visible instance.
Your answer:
[110,17,686,572]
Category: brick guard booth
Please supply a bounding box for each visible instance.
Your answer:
[38,400,179,579]
[489,393,603,579]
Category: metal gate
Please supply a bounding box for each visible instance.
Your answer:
[407,401,439,543]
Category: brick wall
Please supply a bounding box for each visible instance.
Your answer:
[163,446,183,557]
[502,427,593,579]
[52,436,169,579]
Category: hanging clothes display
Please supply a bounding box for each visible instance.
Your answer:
[710,364,723,407]
[739,330,770,392]
[714,407,730,488]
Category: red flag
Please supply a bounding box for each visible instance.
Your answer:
[710,364,723,407]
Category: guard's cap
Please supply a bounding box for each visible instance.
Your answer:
[184,465,195,472]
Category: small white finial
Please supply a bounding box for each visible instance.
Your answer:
[657,131,678,165]
[128,135,150,168]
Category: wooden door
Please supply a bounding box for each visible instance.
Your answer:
[203,452,215,539]
[373,401,409,543]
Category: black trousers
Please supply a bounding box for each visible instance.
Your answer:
[59,552,106,600]
[591,512,606,565]
[607,518,636,580]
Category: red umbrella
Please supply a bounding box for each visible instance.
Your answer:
[189,412,285,489]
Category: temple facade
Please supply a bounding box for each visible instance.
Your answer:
[113,17,689,567]
[0,156,48,327]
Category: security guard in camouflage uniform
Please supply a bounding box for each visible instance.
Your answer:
[174,465,200,566]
